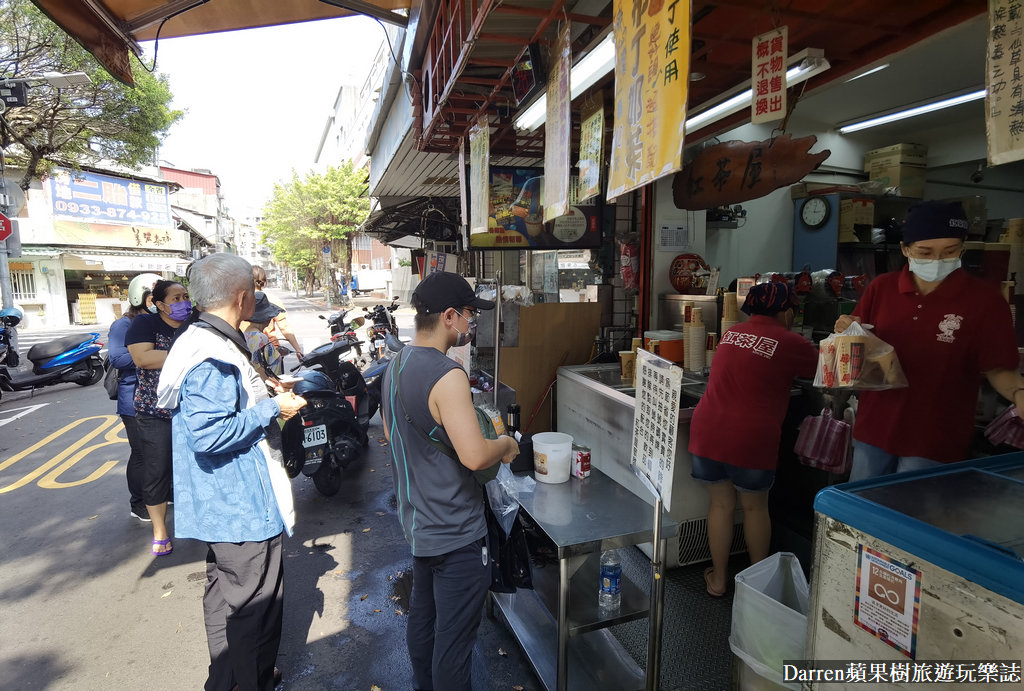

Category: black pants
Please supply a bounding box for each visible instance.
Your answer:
[135,414,172,505]
[120,414,145,512]
[408,539,490,691]
[204,533,284,691]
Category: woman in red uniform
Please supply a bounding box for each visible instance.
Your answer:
[689,282,817,597]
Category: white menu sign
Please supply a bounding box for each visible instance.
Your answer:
[630,349,683,512]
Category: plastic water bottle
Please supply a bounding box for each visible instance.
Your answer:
[598,549,622,615]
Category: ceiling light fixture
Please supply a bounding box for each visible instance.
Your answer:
[837,88,987,134]
[684,48,831,134]
[514,32,616,132]
[845,63,889,82]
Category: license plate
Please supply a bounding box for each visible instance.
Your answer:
[302,424,328,448]
[374,338,386,349]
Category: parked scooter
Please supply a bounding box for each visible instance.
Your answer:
[363,298,401,362]
[0,308,105,399]
[280,366,370,496]
[361,331,405,423]
[319,307,365,356]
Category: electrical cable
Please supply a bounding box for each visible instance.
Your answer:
[136,1,211,73]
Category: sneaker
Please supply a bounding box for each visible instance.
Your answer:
[131,507,152,523]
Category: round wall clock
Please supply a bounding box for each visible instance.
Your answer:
[800,196,831,229]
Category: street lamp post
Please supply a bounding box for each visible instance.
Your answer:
[0,71,93,309]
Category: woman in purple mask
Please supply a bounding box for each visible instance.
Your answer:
[126,279,190,557]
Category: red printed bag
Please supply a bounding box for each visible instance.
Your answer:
[984,405,1024,449]
[795,408,851,474]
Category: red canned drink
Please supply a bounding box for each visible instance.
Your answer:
[572,444,591,479]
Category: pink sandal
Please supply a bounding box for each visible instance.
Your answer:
[152,538,173,557]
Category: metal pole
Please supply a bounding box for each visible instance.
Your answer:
[0,147,13,309]
[493,269,501,409]
[646,496,665,691]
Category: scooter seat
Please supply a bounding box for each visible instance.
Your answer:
[28,334,92,362]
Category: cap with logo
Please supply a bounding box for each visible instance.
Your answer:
[901,201,969,245]
[412,272,495,314]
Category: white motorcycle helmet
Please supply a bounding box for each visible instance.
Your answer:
[128,273,162,307]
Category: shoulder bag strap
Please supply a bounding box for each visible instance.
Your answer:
[394,349,459,461]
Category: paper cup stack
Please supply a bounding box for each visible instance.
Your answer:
[705,332,717,370]
[687,307,706,372]
[721,292,739,334]
[1002,219,1024,305]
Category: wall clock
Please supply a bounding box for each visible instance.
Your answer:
[800,196,830,229]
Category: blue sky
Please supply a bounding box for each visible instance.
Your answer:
[140,15,385,216]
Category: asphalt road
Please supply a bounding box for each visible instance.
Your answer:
[0,289,541,691]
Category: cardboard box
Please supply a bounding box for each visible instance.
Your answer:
[941,195,987,237]
[863,143,928,172]
[868,163,926,198]
[838,198,875,243]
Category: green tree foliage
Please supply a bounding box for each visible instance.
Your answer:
[0,0,183,189]
[261,161,370,295]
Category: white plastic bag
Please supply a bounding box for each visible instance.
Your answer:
[485,463,535,536]
[729,552,809,690]
[814,321,908,390]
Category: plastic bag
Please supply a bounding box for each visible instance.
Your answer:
[729,552,809,690]
[485,464,522,536]
[794,408,851,474]
[985,405,1024,449]
[814,321,908,390]
[483,465,534,594]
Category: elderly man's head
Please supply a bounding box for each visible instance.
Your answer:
[188,254,256,317]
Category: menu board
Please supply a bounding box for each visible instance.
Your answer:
[469,166,602,250]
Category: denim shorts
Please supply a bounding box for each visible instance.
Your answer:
[690,454,774,492]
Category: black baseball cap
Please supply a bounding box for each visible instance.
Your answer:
[412,272,495,314]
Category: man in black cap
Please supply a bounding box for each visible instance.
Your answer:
[836,200,1023,479]
[380,272,519,691]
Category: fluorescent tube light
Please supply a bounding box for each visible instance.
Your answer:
[684,49,831,133]
[845,63,889,82]
[837,89,987,134]
[514,32,616,132]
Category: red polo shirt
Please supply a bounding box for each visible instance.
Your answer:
[689,315,818,469]
[852,266,1018,463]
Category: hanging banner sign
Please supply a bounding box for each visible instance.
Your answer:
[459,136,469,247]
[987,0,1024,165]
[607,0,690,201]
[544,24,572,223]
[468,115,490,236]
[630,349,683,512]
[751,26,788,125]
[578,95,605,201]
[673,134,830,210]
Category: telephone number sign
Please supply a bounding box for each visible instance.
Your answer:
[50,167,173,229]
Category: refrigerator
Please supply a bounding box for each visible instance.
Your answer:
[804,453,1024,688]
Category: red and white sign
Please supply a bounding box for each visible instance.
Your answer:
[0,212,11,242]
[751,26,788,125]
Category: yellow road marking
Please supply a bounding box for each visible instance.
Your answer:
[0,415,125,493]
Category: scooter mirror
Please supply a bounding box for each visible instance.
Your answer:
[319,314,327,320]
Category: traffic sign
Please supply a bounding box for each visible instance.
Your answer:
[0,212,11,242]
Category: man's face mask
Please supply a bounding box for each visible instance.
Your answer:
[453,309,477,347]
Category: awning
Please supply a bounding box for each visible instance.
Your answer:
[360,197,461,246]
[31,0,411,85]
[61,252,191,275]
[172,205,214,246]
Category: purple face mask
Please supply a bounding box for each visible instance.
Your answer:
[167,299,192,321]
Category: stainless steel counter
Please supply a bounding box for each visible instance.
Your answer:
[555,363,730,568]
[491,468,679,691]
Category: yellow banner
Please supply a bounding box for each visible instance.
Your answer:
[544,24,572,223]
[987,0,1024,165]
[607,0,689,200]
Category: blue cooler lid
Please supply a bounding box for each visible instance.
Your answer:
[814,454,1024,605]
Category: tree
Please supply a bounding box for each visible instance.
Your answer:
[261,161,370,296]
[0,0,182,190]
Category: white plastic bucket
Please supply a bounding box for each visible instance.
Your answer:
[532,432,573,484]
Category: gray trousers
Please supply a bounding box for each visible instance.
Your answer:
[408,538,490,691]
[204,533,284,691]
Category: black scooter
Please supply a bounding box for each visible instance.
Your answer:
[280,344,372,496]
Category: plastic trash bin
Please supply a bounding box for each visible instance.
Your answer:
[729,552,809,690]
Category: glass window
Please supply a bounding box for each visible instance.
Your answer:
[11,270,35,300]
